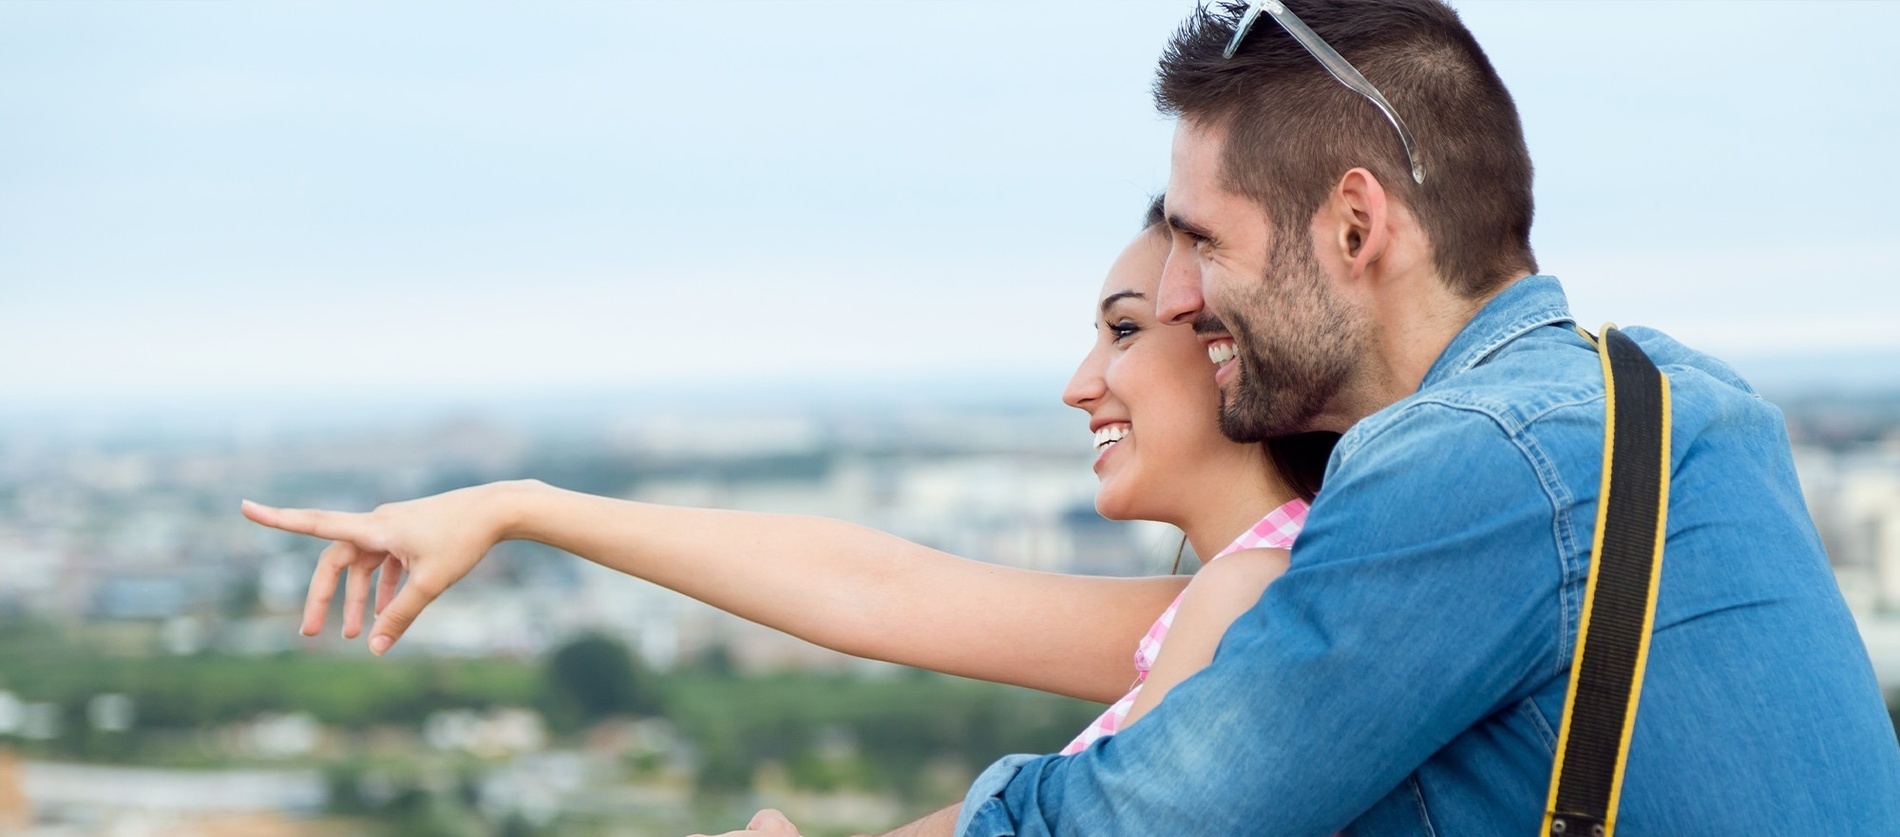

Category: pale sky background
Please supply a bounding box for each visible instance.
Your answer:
[3,0,1897,418]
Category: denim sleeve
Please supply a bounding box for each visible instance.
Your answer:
[957,754,1039,836]
[960,405,1566,835]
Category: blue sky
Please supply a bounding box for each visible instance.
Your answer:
[3,1,1897,412]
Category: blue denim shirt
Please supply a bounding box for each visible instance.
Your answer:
[958,276,1900,836]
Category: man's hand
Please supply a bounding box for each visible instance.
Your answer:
[876,803,958,837]
[689,802,956,837]
[241,481,537,655]
[691,807,803,837]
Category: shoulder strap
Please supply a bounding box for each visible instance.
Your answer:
[1542,325,1672,837]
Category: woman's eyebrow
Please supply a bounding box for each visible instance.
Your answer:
[1100,290,1147,315]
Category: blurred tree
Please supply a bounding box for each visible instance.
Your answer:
[696,642,738,678]
[323,762,371,816]
[541,633,661,733]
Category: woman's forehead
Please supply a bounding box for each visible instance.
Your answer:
[1099,234,1167,301]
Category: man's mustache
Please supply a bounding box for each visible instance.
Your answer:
[1191,315,1231,336]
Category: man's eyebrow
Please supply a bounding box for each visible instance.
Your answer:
[1167,213,1215,242]
[1100,290,1146,316]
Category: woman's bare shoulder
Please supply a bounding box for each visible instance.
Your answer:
[1179,547,1290,607]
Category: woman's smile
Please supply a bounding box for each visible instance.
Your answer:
[1091,422,1131,472]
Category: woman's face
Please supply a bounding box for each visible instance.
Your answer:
[1064,230,1262,524]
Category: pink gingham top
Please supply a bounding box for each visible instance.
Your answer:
[1059,499,1308,755]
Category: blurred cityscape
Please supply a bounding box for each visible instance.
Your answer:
[2,381,1899,836]
[0,387,1168,837]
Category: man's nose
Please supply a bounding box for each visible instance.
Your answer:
[1156,246,1204,326]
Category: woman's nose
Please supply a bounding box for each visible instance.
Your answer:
[1063,351,1106,409]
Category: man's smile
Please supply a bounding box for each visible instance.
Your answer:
[1206,337,1240,387]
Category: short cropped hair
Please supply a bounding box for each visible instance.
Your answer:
[1156,0,1537,298]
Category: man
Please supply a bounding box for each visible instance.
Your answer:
[932,1,1900,835]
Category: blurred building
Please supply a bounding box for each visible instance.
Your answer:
[3,394,1898,676]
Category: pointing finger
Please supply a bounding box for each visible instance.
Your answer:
[243,500,379,548]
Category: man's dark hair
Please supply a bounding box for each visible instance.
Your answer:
[1142,192,1338,501]
[1156,0,1536,298]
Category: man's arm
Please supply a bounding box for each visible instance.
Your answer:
[957,407,1568,835]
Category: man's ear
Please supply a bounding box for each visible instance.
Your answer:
[1332,167,1388,280]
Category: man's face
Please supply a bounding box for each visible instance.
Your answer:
[1158,119,1363,442]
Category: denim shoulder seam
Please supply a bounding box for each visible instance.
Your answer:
[1500,425,1584,677]
[1506,393,1602,681]
[1405,388,1602,438]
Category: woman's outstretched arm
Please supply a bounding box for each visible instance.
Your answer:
[243,479,1186,703]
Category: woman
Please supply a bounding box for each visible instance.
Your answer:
[243,198,1334,828]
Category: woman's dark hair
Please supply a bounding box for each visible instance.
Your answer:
[1265,431,1336,503]
[1142,193,1338,502]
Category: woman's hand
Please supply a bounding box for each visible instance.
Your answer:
[240,481,538,654]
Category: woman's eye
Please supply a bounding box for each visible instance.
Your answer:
[1110,320,1140,341]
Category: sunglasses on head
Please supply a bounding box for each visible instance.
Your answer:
[1225,0,1425,185]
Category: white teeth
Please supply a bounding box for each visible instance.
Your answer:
[1092,424,1130,450]
[1207,341,1237,365]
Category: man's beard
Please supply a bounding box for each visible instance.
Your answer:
[1215,235,1360,443]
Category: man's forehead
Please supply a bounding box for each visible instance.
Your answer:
[1165,120,1237,222]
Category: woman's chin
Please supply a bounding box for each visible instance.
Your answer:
[1093,489,1139,522]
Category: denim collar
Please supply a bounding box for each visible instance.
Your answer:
[1418,274,1575,391]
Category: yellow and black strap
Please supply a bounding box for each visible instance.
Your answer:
[1541,325,1672,837]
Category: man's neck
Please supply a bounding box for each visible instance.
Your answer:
[1315,274,1520,432]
